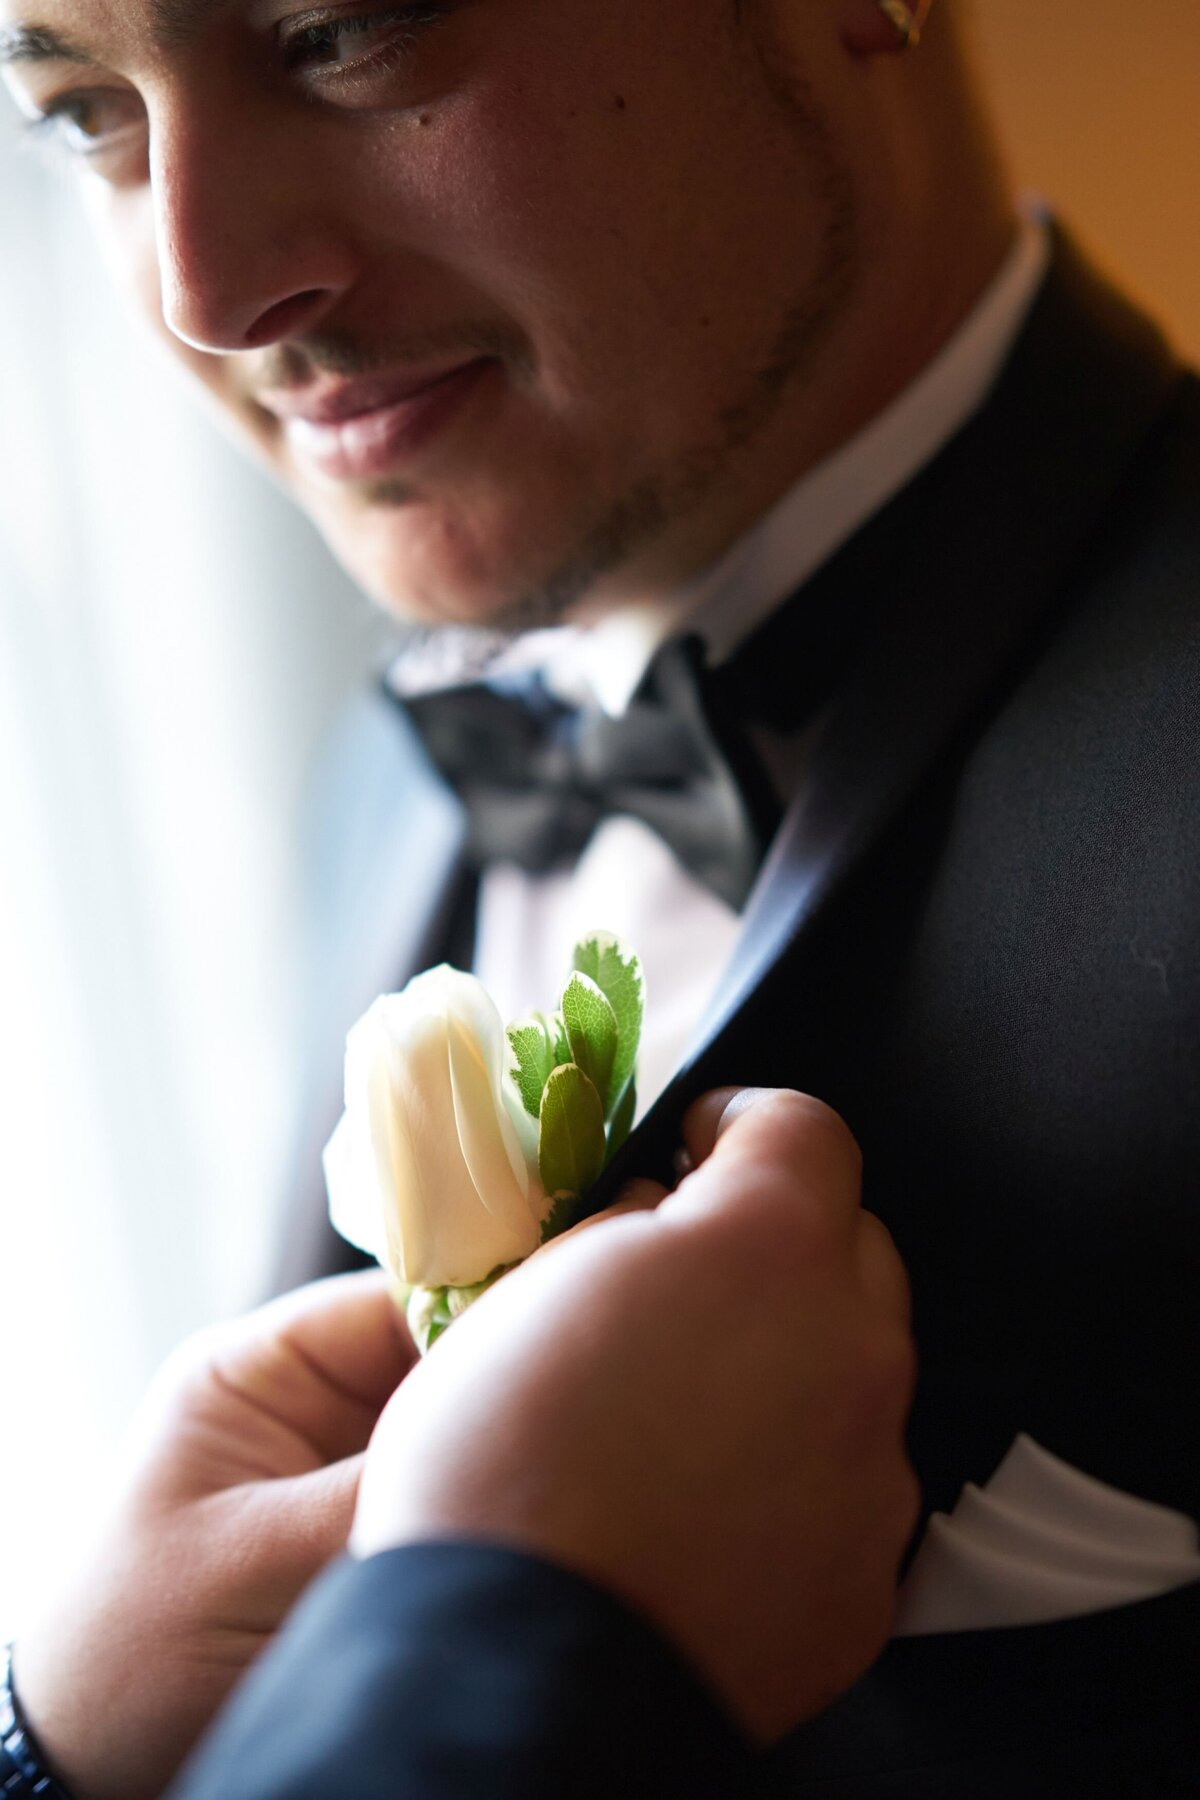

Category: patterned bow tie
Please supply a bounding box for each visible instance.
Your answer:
[396,636,781,911]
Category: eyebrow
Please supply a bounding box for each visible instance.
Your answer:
[0,24,97,66]
[0,2,231,69]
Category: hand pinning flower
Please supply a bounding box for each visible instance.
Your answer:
[325,934,644,1351]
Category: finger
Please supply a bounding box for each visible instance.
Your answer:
[237,1452,367,1604]
[671,1089,864,1256]
[854,1210,913,1329]
[261,1271,418,1408]
[207,1274,418,1467]
[610,1178,669,1212]
[678,1086,750,1170]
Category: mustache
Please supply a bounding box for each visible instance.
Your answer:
[252,320,535,389]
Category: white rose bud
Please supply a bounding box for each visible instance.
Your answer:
[324,966,546,1290]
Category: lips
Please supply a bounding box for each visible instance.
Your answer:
[260,358,497,481]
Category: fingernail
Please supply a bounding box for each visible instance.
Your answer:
[715,1086,777,1138]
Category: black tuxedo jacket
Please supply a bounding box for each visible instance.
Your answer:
[181,234,1200,1796]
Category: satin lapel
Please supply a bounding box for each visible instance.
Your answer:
[587,233,1181,1206]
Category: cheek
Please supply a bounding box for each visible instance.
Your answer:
[384,60,782,424]
[372,66,675,347]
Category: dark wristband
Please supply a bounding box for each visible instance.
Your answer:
[1,1643,74,1799]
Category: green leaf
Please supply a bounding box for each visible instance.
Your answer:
[507,1014,557,1119]
[539,1191,577,1246]
[606,1078,637,1160]
[572,933,644,1120]
[538,1063,606,1201]
[550,1011,571,1068]
[561,972,618,1113]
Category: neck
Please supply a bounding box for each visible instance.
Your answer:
[582,16,1019,613]
[592,189,1016,612]
[823,198,1020,473]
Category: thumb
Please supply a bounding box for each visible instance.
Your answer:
[667,1088,864,1253]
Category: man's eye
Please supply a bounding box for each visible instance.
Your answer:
[278,4,449,76]
[27,91,145,161]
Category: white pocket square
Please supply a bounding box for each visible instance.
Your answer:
[894,1434,1200,1636]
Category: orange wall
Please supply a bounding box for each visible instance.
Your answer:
[972,1,1200,362]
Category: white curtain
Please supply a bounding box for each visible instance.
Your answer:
[0,120,396,1633]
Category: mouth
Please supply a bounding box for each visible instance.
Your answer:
[258,358,499,482]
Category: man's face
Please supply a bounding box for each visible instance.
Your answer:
[2,1,859,627]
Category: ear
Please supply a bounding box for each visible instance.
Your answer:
[840,0,932,59]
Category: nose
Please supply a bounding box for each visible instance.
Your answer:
[150,96,360,353]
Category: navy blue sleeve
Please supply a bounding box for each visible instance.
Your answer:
[170,1544,751,1799]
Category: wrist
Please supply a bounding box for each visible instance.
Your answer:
[1,1643,76,1800]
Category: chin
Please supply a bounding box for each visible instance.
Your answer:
[307,487,587,632]
[323,523,534,629]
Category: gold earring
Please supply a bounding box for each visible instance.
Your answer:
[877,0,934,49]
